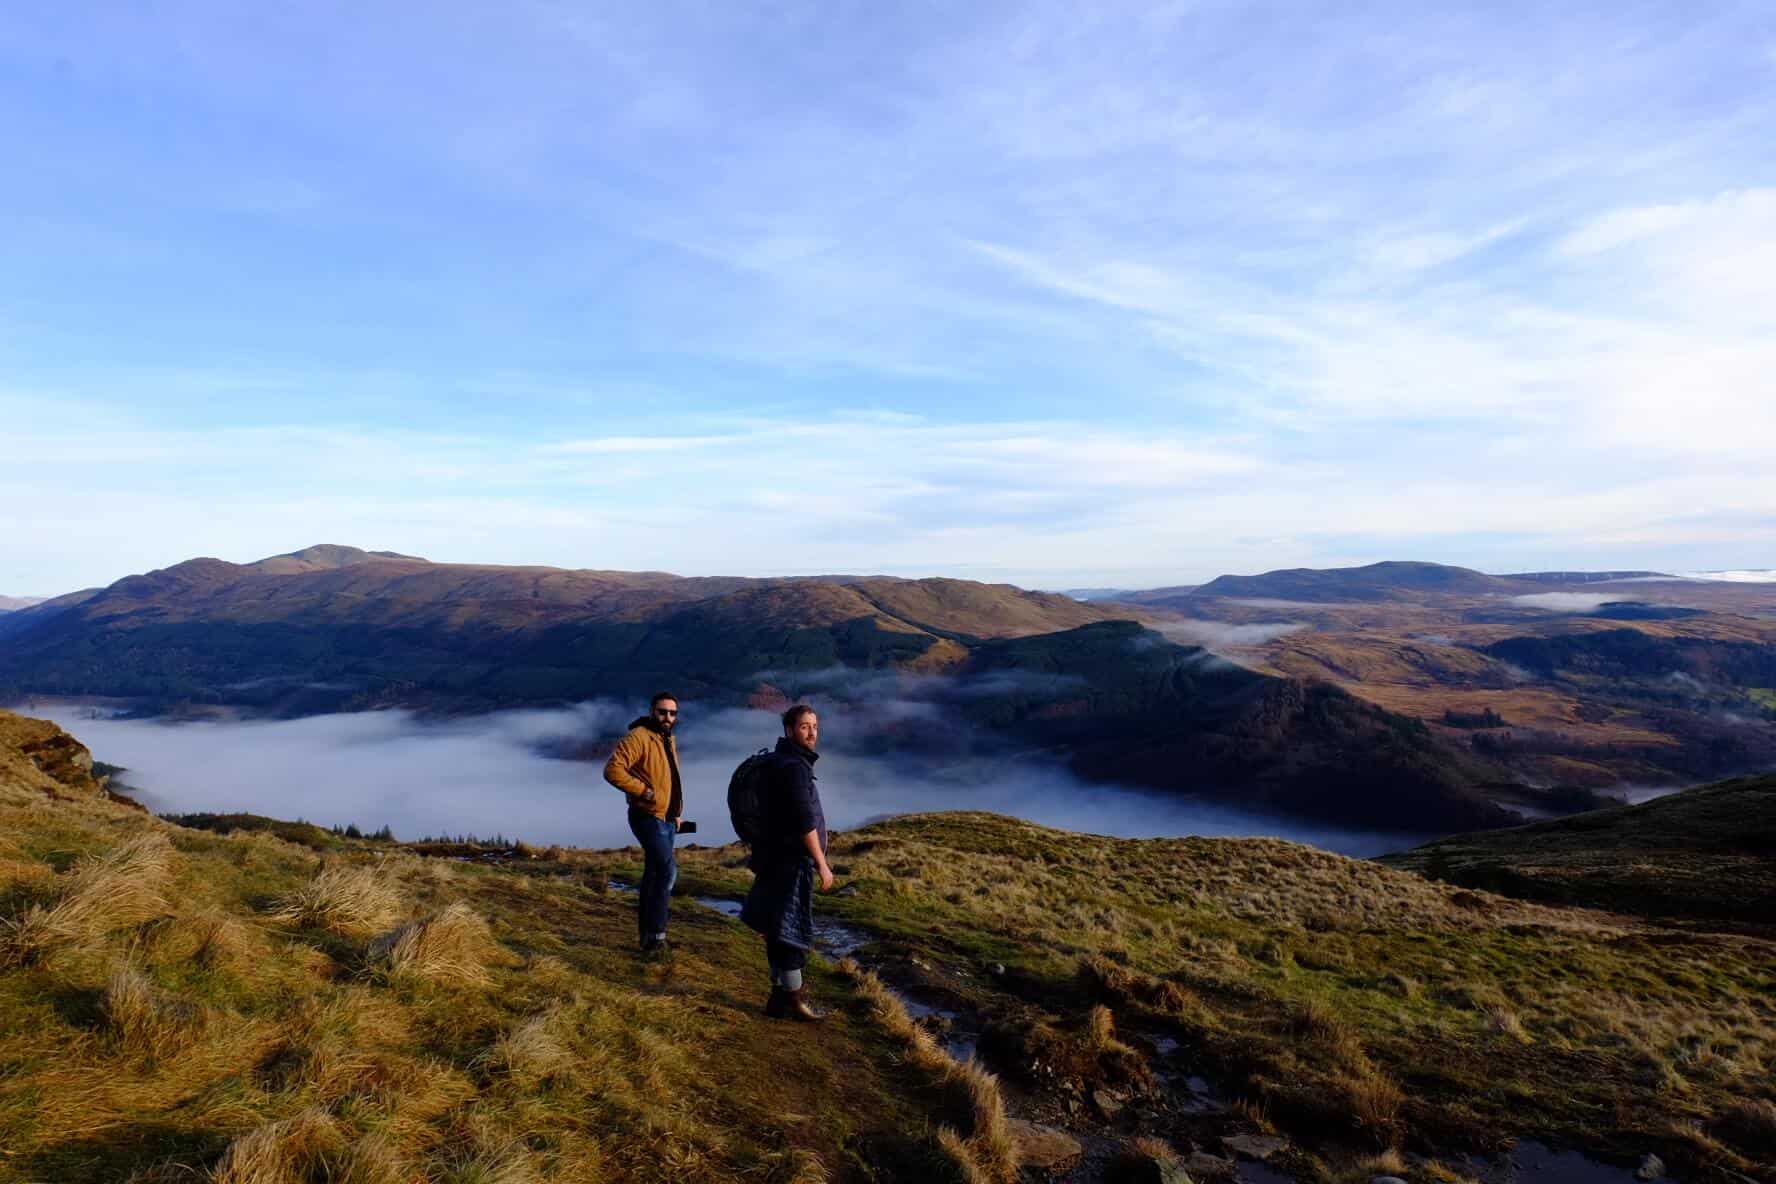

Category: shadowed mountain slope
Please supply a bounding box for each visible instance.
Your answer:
[1192,561,1523,603]
[1384,775,1776,931]
[1099,560,1776,796]
[0,548,1115,709]
[954,622,1517,831]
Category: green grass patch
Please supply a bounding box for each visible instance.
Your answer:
[683,810,1776,1179]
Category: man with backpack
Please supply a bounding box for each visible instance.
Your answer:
[736,703,835,1021]
[604,691,686,956]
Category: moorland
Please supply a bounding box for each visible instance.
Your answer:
[3,708,1773,1183]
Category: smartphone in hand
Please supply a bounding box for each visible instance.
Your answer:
[677,820,698,835]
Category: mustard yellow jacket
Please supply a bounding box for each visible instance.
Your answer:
[602,718,681,820]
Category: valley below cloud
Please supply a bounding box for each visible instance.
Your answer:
[28,700,1423,858]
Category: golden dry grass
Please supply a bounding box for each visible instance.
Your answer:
[1,832,175,966]
[268,862,405,937]
[428,1142,540,1184]
[335,1132,407,1184]
[843,958,1018,1184]
[2,714,971,1184]
[1129,1134,1177,1162]
[102,962,207,1058]
[209,1107,345,1184]
[481,1007,574,1086]
[369,901,500,986]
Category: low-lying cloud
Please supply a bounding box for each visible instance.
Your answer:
[29,700,1422,858]
[1154,620,1307,649]
[1510,592,1618,613]
[1680,569,1776,584]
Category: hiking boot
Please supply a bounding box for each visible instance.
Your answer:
[782,987,825,1023]
[764,986,790,1018]
[638,937,671,959]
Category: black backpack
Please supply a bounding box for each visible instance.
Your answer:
[726,748,775,847]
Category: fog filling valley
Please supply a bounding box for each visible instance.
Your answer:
[31,698,1426,858]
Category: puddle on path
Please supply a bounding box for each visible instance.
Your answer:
[897,993,979,1062]
[691,894,739,917]
[1137,1029,1225,1115]
[1462,1140,1657,1184]
[683,894,975,1059]
[686,894,872,956]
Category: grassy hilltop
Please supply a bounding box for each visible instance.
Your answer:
[3,708,1775,1183]
[0,710,1012,1184]
[677,810,1776,1181]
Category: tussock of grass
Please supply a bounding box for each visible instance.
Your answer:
[0,853,53,892]
[103,963,205,1057]
[1129,1134,1177,1161]
[1335,1067,1405,1143]
[268,862,404,937]
[429,1142,538,1184]
[1286,997,1368,1069]
[843,958,1018,1183]
[934,1126,990,1184]
[335,1133,406,1184]
[1332,1148,1409,1184]
[481,1007,573,1085]
[520,953,576,996]
[369,901,499,986]
[1078,954,1201,1019]
[188,913,264,971]
[1488,1005,1530,1043]
[1,832,174,965]
[209,1108,344,1184]
[1715,1098,1776,1158]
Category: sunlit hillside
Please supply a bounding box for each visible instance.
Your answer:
[5,708,1774,1183]
[0,710,1011,1184]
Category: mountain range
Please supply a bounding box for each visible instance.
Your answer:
[5,546,1775,833]
[0,545,1528,832]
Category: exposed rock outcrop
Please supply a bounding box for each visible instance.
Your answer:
[0,709,115,803]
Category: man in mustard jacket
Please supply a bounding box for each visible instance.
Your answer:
[604,691,685,954]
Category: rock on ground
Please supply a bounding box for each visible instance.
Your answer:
[1222,1133,1287,1161]
[1006,1119,1083,1177]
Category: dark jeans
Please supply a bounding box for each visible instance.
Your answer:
[627,809,677,944]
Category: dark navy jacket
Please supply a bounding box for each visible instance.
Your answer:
[757,738,827,860]
[740,738,826,950]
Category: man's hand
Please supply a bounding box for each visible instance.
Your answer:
[634,788,656,809]
[800,829,834,890]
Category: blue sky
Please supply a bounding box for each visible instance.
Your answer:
[4,1,1774,593]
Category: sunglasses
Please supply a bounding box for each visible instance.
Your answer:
[653,708,678,717]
